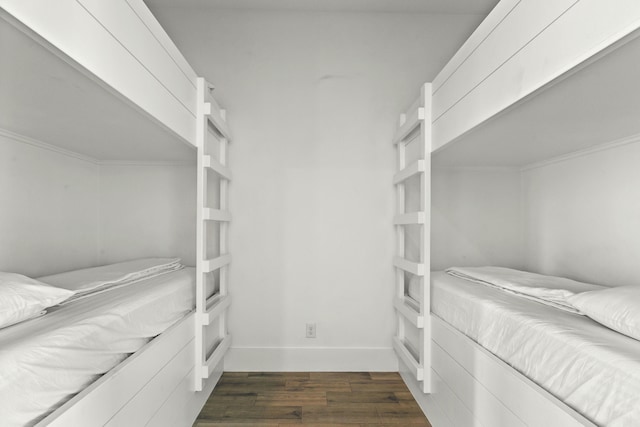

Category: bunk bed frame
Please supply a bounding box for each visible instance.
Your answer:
[1,1,232,425]
[394,1,640,426]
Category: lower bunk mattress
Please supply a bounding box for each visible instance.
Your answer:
[420,271,640,426]
[0,267,196,427]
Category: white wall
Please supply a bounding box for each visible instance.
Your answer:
[0,131,196,276]
[0,132,99,277]
[523,140,640,288]
[148,6,485,370]
[98,164,197,267]
[431,167,523,270]
[402,164,523,270]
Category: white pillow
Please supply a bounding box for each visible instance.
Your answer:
[569,286,640,341]
[0,272,75,329]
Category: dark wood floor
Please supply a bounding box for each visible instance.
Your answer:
[194,372,431,426]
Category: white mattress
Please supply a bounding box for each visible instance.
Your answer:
[428,271,640,427]
[0,267,196,427]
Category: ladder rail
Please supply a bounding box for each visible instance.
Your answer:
[195,77,232,392]
[392,83,432,394]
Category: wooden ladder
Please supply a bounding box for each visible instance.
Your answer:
[195,77,233,392]
[392,83,432,394]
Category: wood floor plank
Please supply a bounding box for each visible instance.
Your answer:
[256,391,327,407]
[327,391,399,405]
[195,423,279,427]
[377,402,431,426]
[204,392,257,405]
[302,403,381,424]
[215,381,287,392]
[285,380,351,392]
[369,372,403,381]
[349,380,408,392]
[200,405,302,423]
[195,372,432,426]
[289,424,363,427]
[218,376,287,385]
[392,391,418,402]
[221,372,249,378]
[309,372,372,381]
[249,372,311,380]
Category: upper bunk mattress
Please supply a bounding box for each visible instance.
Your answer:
[427,271,640,426]
[0,267,196,427]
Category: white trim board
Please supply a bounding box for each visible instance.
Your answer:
[1,127,195,167]
[0,128,99,164]
[521,130,640,172]
[225,347,398,372]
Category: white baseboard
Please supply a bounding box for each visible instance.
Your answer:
[225,347,398,372]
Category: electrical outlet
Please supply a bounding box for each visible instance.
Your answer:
[306,323,316,338]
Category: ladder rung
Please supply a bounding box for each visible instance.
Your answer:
[204,208,231,222]
[199,295,231,326]
[394,298,424,328]
[394,257,425,276]
[393,336,423,381]
[202,335,232,378]
[203,254,231,273]
[394,160,425,184]
[203,155,232,180]
[394,212,425,225]
[393,105,424,145]
[203,91,232,141]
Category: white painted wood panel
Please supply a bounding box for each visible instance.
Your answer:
[38,314,194,426]
[124,0,197,84]
[399,363,452,427]
[432,0,519,91]
[433,0,640,150]
[432,316,595,427]
[0,0,197,145]
[77,0,197,115]
[146,362,222,427]
[400,317,596,427]
[433,0,578,121]
[431,341,526,427]
[105,338,195,426]
[403,359,486,427]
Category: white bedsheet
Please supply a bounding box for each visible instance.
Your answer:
[38,257,184,304]
[0,267,196,427]
[445,266,604,313]
[429,271,640,427]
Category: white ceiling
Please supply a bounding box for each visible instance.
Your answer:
[145,0,499,15]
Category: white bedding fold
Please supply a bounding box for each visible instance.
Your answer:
[445,266,604,314]
[38,258,184,304]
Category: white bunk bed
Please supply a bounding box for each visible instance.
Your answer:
[393,1,640,426]
[1,1,231,425]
